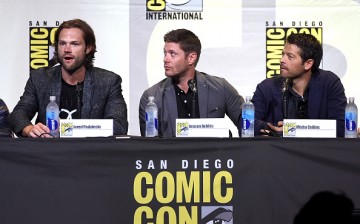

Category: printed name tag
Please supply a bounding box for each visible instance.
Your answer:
[176,118,230,137]
[60,119,113,138]
[283,119,336,138]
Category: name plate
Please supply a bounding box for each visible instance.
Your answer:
[176,118,230,137]
[60,119,113,138]
[283,119,336,138]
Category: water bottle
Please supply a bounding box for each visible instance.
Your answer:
[145,96,158,137]
[46,96,60,138]
[241,96,255,137]
[345,97,358,138]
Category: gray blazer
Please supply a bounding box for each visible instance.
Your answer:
[8,65,128,136]
[139,71,244,137]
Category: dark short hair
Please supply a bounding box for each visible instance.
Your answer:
[164,29,201,66]
[53,19,96,68]
[294,191,354,224]
[286,33,323,73]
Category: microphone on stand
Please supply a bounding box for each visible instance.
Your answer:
[76,82,82,118]
[282,78,289,119]
[187,79,197,118]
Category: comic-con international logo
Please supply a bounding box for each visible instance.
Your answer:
[283,122,296,137]
[177,122,189,136]
[29,21,60,72]
[146,0,203,20]
[265,22,323,78]
[133,158,234,223]
[60,121,74,137]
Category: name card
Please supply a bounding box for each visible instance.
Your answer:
[60,119,113,138]
[283,119,336,138]
[176,118,230,137]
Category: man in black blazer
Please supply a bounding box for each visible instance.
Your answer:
[0,98,13,137]
[252,33,346,137]
[8,19,128,137]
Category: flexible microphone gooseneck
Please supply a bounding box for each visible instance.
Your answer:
[76,82,82,118]
[160,88,167,137]
[282,78,289,119]
[187,79,197,118]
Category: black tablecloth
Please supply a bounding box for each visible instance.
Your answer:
[0,137,359,224]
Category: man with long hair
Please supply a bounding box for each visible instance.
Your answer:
[9,19,128,137]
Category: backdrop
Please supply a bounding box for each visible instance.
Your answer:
[1,0,359,136]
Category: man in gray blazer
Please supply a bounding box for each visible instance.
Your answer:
[139,29,244,137]
[8,19,128,137]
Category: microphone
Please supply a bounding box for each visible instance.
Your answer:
[76,82,82,92]
[282,78,289,93]
[282,78,289,119]
[159,88,167,137]
[188,79,197,93]
[76,82,82,118]
[187,79,197,118]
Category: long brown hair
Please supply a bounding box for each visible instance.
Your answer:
[53,19,97,68]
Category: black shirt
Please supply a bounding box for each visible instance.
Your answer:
[286,84,309,119]
[174,83,200,118]
[59,79,83,119]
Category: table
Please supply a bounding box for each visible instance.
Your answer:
[0,137,359,224]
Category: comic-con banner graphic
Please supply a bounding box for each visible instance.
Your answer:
[29,21,60,72]
[146,0,203,20]
[265,25,323,78]
[1,138,360,224]
[133,158,234,223]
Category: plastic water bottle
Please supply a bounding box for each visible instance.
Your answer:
[241,96,255,137]
[46,96,60,138]
[345,97,358,138]
[145,96,158,137]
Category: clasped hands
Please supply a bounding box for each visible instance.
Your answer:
[260,121,283,137]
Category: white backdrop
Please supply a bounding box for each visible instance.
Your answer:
[1,0,359,137]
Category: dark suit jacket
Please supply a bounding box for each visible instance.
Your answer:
[139,71,244,137]
[8,66,128,136]
[0,98,12,137]
[252,69,347,137]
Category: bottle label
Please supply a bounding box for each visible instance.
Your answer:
[154,118,158,130]
[47,118,58,131]
[345,118,357,131]
[345,112,357,131]
[145,111,158,137]
[242,118,251,130]
[46,112,59,131]
[146,112,158,130]
[242,110,254,130]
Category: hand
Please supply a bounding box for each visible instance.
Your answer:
[260,121,283,137]
[267,121,284,132]
[358,127,360,137]
[22,123,52,138]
